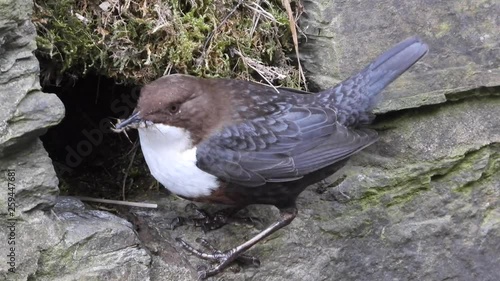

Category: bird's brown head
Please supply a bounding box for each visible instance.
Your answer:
[115,74,232,144]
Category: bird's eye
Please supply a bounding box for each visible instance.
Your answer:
[168,103,180,114]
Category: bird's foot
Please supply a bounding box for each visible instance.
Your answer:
[170,203,261,232]
[176,206,298,279]
[176,237,260,279]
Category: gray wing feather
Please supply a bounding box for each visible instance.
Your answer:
[195,37,427,187]
[196,105,378,187]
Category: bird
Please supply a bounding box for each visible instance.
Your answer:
[115,36,428,279]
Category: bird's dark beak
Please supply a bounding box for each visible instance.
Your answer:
[115,111,142,130]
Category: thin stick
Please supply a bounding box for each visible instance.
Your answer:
[198,0,243,67]
[232,48,280,93]
[281,0,307,90]
[122,144,138,200]
[74,196,158,208]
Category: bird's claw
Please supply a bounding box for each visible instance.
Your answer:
[176,237,260,279]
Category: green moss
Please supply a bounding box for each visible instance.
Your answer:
[33,0,301,87]
[353,143,500,211]
[484,147,500,177]
[385,181,430,207]
[482,208,500,227]
[436,22,451,38]
[356,178,430,210]
[453,145,499,193]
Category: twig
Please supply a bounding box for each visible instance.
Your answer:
[74,196,158,208]
[232,48,280,93]
[110,118,135,144]
[281,0,307,90]
[197,0,243,67]
[122,144,138,200]
[244,1,280,24]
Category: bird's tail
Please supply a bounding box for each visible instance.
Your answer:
[318,36,429,126]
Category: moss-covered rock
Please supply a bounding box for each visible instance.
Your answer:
[33,0,302,87]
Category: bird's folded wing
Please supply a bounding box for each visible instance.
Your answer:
[195,106,378,187]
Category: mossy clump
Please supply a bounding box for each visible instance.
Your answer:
[33,0,302,87]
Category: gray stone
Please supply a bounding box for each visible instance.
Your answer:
[1,1,151,280]
[0,139,59,214]
[299,0,500,113]
[0,0,65,158]
[1,5,65,278]
[29,197,151,281]
[0,142,62,280]
[0,209,64,281]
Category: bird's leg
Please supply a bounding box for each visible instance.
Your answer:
[176,206,298,279]
[195,237,260,267]
[171,203,260,232]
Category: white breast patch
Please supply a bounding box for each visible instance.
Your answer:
[138,123,219,198]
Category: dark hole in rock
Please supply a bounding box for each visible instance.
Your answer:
[39,74,159,200]
[430,173,446,182]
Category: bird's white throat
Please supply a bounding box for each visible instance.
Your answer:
[138,123,218,198]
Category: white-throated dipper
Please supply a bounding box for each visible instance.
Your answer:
[116,36,428,278]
